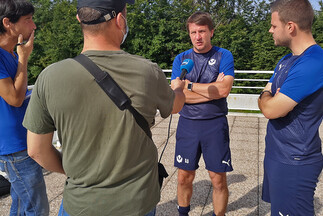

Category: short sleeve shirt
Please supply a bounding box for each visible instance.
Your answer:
[23,50,175,215]
[0,48,29,155]
[266,45,323,165]
[171,46,234,119]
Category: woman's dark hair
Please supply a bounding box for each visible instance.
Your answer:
[0,0,34,34]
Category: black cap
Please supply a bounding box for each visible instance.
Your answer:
[77,0,135,25]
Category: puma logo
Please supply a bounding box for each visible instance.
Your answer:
[279,212,289,216]
[222,159,231,167]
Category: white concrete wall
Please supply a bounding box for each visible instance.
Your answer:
[228,94,260,111]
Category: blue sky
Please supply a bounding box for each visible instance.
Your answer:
[309,0,321,10]
[266,0,321,10]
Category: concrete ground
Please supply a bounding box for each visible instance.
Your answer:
[0,113,322,216]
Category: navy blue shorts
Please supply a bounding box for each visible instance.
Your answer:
[262,156,323,216]
[174,116,233,172]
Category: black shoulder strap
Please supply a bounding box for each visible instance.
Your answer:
[73,54,152,139]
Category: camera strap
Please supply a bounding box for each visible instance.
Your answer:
[73,54,169,187]
[73,54,152,139]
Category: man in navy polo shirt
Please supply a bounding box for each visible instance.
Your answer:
[171,12,234,216]
[258,0,323,215]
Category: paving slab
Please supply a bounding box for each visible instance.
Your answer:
[0,113,322,216]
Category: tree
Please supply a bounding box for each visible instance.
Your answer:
[28,0,82,84]
[313,2,323,47]
[125,0,195,68]
[26,0,323,86]
[213,16,252,70]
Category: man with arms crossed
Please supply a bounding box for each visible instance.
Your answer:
[258,0,323,215]
[171,12,234,216]
[23,0,185,215]
[0,0,49,215]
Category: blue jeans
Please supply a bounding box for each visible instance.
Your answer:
[0,150,49,216]
[58,200,156,216]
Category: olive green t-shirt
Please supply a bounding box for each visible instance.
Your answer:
[23,50,175,216]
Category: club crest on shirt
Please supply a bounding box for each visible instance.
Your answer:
[176,155,183,163]
[208,59,216,66]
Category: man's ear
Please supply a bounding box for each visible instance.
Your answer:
[287,21,296,33]
[76,14,81,23]
[115,13,125,30]
[2,17,11,29]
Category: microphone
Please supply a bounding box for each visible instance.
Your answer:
[179,59,194,80]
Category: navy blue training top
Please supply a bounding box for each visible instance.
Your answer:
[266,44,323,165]
[171,46,234,119]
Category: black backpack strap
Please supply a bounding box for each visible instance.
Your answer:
[73,54,152,139]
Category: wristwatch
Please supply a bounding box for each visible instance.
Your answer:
[259,90,272,99]
[187,82,193,91]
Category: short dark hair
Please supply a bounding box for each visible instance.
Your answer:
[270,0,314,32]
[186,12,214,32]
[0,0,34,34]
[78,6,126,34]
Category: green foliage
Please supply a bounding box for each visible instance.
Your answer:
[249,14,289,71]
[28,0,82,84]
[213,16,252,70]
[313,4,323,47]
[124,0,194,69]
[26,0,323,86]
